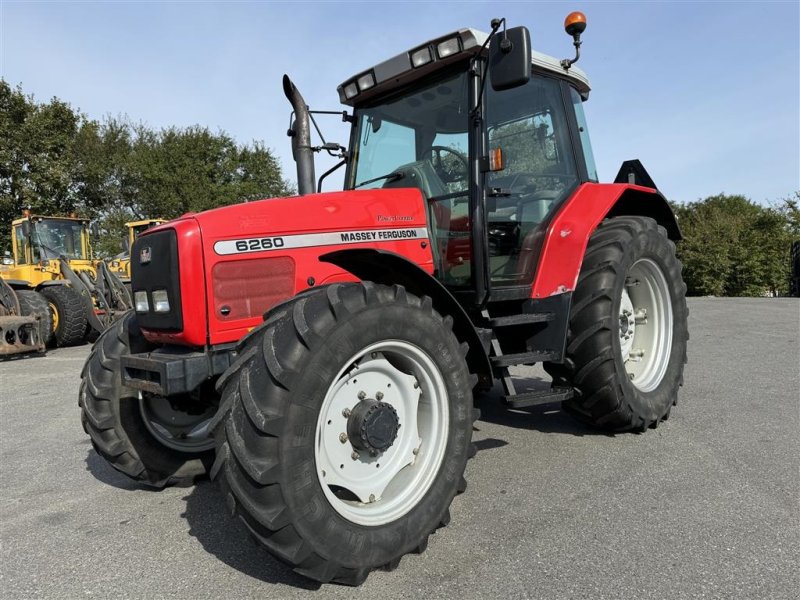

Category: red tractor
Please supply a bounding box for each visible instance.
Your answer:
[80,14,688,585]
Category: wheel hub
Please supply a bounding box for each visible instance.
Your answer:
[347,399,400,455]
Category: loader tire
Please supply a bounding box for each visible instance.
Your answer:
[41,285,87,346]
[79,312,215,487]
[211,283,478,585]
[16,289,53,347]
[544,216,688,431]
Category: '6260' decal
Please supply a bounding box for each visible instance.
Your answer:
[213,228,428,256]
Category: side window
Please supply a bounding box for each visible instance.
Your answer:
[570,87,598,181]
[14,226,29,265]
[484,76,579,285]
[430,132,469,195]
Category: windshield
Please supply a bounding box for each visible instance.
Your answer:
[32,219,87,260]
[350,69,469,197]
[349,69,472,286]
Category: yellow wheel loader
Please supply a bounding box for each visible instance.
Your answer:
[107,219,165,284]
[1,213,132,346]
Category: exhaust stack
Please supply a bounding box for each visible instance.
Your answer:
[283,75,316,196]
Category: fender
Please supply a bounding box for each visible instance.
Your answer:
[3,279,38,289]
[320,248,493,386]
[531,182,681,299]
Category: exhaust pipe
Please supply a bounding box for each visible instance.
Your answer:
[283,75,316,196]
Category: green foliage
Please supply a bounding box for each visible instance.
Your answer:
[674,193,798,296]
[0,80,293,255]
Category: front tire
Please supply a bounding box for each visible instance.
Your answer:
[544,216,688,431]
[41,285,87,346]
[211,283,477,585]
[16,289,53,347]
[79,312,215,487]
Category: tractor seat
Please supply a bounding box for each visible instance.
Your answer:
[382,160,453,271]
[381,160,450,201]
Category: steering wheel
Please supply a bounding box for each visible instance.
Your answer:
[430,146,469,185]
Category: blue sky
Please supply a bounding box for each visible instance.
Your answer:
[2,1,798,204]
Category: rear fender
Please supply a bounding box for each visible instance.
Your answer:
[320,248,492,386]
[531,182,680,299]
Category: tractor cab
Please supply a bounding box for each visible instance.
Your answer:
[339,29,596,296]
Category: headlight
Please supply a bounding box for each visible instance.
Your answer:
[343,81,359,99]
[152,289,170,313]
[356,71,375,91]
[134,291,149,313]
[410,46,433,68]
[436,37,461,59]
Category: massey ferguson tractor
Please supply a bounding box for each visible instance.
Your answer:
[80,14,688,586]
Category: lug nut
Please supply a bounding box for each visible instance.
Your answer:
[351,451,360,460]
[339,432,348,443]
[342,408,352,418]
[413,381,419,389]
[376,391,384,401]
[412,447,419,455]
[358,391,366,400]
[369,494,376,503]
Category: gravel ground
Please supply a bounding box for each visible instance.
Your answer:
[1,297,798,599]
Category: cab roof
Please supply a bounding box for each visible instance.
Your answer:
[337,27,591,106]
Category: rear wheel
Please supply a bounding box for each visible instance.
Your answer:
[79,312,215,487]
[41,285,87,346]
[16,289,53,347]
[544,216,688,431]
[211,283,477,585]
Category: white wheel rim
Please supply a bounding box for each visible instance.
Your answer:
[315,340,449,526]
[139,393,216,452]
[619,258,673,392]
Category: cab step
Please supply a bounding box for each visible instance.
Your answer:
[488,313,554,328]
[503,386,574,409]
[490,351,557,368]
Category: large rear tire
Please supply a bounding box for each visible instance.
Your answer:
[16,289,53,347]
[211,283,477,585]
[79,312,215,487]
[544,216,688,431]
[41,285,87,347]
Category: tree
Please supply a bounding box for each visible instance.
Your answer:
[674,193,797,296]
[0,81,85,249]
[1,80,293,256]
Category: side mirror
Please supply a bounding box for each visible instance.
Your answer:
[489,26,531,91]
[21,221,31,237]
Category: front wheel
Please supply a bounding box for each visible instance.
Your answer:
[79,312,215,486]
[211,283,477,585]
[16,289,53,347]
[544,216,689,431]
[41,285,87,346]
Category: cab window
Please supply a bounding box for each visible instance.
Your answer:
[485,75,579,285]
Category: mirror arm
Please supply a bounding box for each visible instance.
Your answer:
[560,37,582,70]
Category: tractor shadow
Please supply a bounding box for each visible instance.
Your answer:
[84,449,317,587]
[84,449,157,491]
[181,480,322,589]
[475,377,605,437]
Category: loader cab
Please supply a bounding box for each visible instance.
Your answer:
[341,28,596,304]
[12,216,92,265]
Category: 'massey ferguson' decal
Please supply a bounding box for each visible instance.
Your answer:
[213,227,429,256]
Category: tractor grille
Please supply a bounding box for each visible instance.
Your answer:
[131,229,183,332]
[212,257,295,321]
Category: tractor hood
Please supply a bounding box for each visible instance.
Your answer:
[191,188,429,244]
[137,188,435,347]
